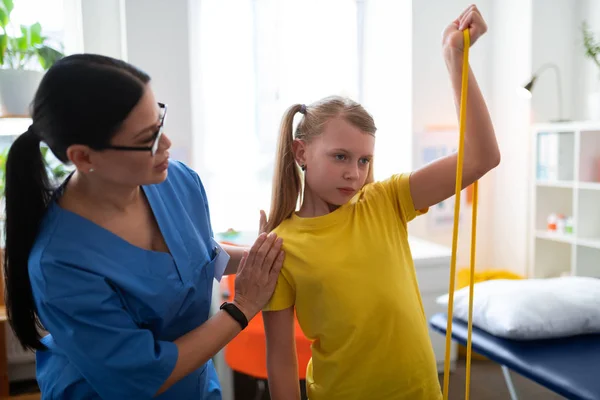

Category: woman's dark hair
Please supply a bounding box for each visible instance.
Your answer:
[4,54,151,351]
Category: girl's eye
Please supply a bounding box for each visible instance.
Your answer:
[335,154,346,161]
[359,158,370,165]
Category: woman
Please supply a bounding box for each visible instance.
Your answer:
[3,54,284,399]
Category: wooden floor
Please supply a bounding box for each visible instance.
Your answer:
[232,358,566,399]
[443,359,565,400]
[10,359,566,399]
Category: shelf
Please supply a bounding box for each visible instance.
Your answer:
[0,117,30,137]
[534,185,573,232]
[576,237,600,250]
[535,181,600,189]
[535,230,575,244]
[578,182,600,190]
[535,230,600,250]
[531,121,600,279]
[533,121,600,133]
[536,180,574,188]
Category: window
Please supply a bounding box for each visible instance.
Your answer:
[195,0,412,233]
[5,0,66,64]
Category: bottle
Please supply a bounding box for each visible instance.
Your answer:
[556,214,566,234]
[547,213,557,231]
[565,217,574,234]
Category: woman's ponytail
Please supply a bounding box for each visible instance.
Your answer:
[4,126,52,350]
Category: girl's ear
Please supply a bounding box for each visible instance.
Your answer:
[292,139,307,167]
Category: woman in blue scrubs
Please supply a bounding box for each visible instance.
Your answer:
[3,54,284,399]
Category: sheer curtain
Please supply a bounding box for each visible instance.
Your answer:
[195,0,412,233]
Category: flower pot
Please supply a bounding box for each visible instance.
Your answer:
[0,69,44,117]
[589,91,600,121]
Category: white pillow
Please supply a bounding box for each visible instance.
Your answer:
[435,276,600,340]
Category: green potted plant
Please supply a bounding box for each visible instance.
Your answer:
[0,0,64,117]
[0,145,70,205]
[582,21,600,121]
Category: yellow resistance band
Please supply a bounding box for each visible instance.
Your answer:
[442,28,477,400]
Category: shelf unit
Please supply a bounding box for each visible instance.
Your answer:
[529,121,600,278]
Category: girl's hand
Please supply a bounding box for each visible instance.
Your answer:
[442,4,487,54]
[259,209,268,234]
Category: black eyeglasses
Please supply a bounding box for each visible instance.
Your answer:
[104,102,167,156]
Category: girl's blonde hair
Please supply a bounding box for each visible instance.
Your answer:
[265,95,377,233]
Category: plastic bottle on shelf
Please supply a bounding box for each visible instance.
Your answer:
[556,214,566,234]
[565,216,574,234]
[547,213,557,232]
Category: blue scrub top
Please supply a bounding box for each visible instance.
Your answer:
[28,160,222,399]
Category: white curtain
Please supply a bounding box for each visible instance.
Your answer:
[195,0,412,233]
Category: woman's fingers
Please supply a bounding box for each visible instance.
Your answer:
[236,250,249,273]
[261,237,283,274]
[269,251,285,283]
[245,232,268,272]
[253,233,278,270]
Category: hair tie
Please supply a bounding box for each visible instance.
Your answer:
[25,125,41,142]
[299,104,307,115]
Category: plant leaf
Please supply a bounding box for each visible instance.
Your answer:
[29,22,42,46]
[0,8,7,30]
[582,21,600,71]
[15,34,27,52]
[36,45,63,70]
[2,0,13,14]
[0,34,6,65]
[0,0,13,30]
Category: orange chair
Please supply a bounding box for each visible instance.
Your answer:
[218,241,312,399]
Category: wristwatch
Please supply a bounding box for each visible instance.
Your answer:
[220,302,248,330]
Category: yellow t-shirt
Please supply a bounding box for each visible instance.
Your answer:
[264,173,442,400]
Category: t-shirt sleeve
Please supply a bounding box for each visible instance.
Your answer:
[263,270,295,312]
[31,259,178,399]
[378,173,428,223]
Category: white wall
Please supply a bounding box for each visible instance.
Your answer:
[80,0,126,60]
[409,0,495,270]
[487,0,533,275]
[411,0,493,133]
[79,0,197,168]
[531,0,580,122]
[124,0,195,166]
[529,0,600,122]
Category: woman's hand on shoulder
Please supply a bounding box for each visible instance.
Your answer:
[233,211,284,320]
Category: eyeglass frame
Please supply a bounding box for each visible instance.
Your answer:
[103,102,167,156]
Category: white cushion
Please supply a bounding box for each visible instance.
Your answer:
[436,276,600,340]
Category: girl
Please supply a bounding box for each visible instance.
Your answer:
[262,5,498,400]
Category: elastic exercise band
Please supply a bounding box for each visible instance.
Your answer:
[442,28,477,400]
